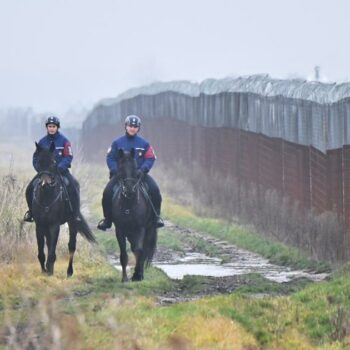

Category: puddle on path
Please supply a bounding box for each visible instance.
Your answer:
[153,251,328,283]
[108,221,329,284]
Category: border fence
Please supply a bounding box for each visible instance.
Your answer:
[82,75,350,261]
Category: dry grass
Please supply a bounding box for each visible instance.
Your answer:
[0,242,105,349]
[0,173,36,263]
[174,315,258,349]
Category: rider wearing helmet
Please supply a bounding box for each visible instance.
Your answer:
[97,114,164,230]
[23,116,80,222]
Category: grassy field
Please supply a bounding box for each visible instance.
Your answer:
[1,146,350,349]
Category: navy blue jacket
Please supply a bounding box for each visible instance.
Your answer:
[106,134,156,175]
[33,132,73,172]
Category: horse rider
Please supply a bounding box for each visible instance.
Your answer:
[97,114,164,231]
[23,116,80,222]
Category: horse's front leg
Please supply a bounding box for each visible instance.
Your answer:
[132,228,146,281]
[46,225,60,276]
[36,224,46,273]
[67,221,77,277]
[116,230,128,282]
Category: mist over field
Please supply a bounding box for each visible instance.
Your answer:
[1,0,349,122]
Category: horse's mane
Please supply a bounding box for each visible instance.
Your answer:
[35,141,56,172]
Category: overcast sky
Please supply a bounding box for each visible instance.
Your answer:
[1,0,349,115]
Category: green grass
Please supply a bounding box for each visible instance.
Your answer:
[157,228,183,251]
[95,230,120,255]
[234,273,313,295]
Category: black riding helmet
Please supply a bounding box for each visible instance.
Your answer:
[125,115,141,128]
[45,116,60,128]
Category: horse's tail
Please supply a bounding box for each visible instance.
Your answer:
[144,225,158,267]
[76,213,97,244]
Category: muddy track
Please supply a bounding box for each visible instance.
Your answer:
[108,220,329,305]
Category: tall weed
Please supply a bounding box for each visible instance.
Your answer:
[0,172,35,263]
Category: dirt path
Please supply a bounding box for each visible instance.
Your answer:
[108,220,329,304]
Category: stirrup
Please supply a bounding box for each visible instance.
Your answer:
[97,218,112,231]
[156,217,164,228]
[23,211,34,223]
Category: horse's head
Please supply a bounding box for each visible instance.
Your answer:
[35,142,58,189]
[117,148,139,198]
[35,141,57,172]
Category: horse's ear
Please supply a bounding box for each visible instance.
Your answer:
[49,142,55,153]
[130,148,135,158]
[118,148,124,159]
[35,142,42,151]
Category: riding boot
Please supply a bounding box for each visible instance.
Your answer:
[155,206,164,228]
[24,179,35,223]
[152,194,164,228]
[63,172,81,222]
[70,186,81,222]
[97,179,116,231]
[143,174,164,228]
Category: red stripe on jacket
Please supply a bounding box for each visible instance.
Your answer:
[63,142,73,156]
[144,145,156,159]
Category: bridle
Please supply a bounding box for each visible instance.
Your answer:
[119,177,142,200]
[33,171,63,213]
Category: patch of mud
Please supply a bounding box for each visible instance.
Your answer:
[155,274,313,305]
[157,275,245,304]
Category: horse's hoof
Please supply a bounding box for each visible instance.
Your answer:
[131,275,143,282]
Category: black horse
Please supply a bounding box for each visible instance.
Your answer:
[31,142,96,276]
[112,149,157,282]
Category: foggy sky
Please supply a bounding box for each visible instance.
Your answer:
[1,0,349,115]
